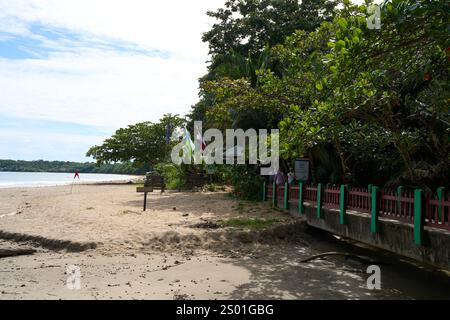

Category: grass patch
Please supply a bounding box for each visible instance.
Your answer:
[220,218,280,230]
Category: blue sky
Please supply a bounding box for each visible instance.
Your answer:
[0,114,113,161]
[0,114,111,136]
[0,0,224,162]
[0,23,170,60]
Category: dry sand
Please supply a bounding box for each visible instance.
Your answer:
[0,184,449,300]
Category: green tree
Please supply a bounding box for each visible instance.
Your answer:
[203,0,338,59]
[86,114,185,170]
[279,0,450,187]
[197,0,450,188]
[190,0,339,131]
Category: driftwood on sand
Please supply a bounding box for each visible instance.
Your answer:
[300,252,379,265]
[0,248,37,258]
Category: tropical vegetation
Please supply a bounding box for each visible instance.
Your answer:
[87,0,449,195]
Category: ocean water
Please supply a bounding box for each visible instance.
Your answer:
[0,172,136,188]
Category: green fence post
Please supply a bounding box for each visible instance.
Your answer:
[298,182,304,215]
[262,181,266,201]
[368,184,373,194]
[284,182,289,210]
[414,189,424,245]
[437,187,445,222]
[272,181,276,207]
[371,186,379,233]
[340,184,347,225]
[317,183,323,219]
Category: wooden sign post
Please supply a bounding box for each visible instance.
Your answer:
[136,187,154,211]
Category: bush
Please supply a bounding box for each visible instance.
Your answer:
[229,165,264,201]
[154,163,185,190]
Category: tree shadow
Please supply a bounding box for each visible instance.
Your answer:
[208,227,450,300]
[124,192,450,299]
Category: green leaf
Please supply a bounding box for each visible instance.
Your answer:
[338,18,348,30]
[336,40,346,48]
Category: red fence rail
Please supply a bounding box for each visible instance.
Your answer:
[323,186,340,209]
[425,193,450,230]
[264,182,450,231]
[289,185,299,201]
[379,189,414,222]
[347,187,371,213]
[304,185,318,203]
[277,185,285,201]
[267,184,273,200]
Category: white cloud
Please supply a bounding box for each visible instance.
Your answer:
[0,127,108,161]
[0,0,225,131]
[0,0,381,162]
[0,53,203,129]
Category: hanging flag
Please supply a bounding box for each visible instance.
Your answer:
[183,127,195,158]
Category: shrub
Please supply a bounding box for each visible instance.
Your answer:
[228,165,264,201]
[154,162,185,190]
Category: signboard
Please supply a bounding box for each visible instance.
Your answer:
[137,187,154,193]
[295,159,310,182]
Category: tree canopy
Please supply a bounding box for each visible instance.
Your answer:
[86,114,184,171]
[88,0,449,192]
[203,0,338,60]
[192,0,450,189]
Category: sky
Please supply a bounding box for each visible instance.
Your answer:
[0,0,225,162]
[0,1,372,162]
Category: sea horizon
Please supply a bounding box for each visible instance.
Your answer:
[0,171,137,188]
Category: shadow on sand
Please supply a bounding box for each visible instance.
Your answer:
[126,191,450,299]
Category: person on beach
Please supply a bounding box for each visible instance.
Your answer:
[74,169,80,179]
[287,170,295,185]
[275,168,286,186]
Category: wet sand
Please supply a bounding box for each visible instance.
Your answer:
[0,184,449,299]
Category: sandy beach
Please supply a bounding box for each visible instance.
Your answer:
[1,183,449,300]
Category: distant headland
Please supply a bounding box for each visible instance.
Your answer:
[0,159,145,175]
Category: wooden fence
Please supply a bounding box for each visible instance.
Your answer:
[263,182,450,233]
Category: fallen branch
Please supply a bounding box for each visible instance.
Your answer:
[300,252,378,265]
